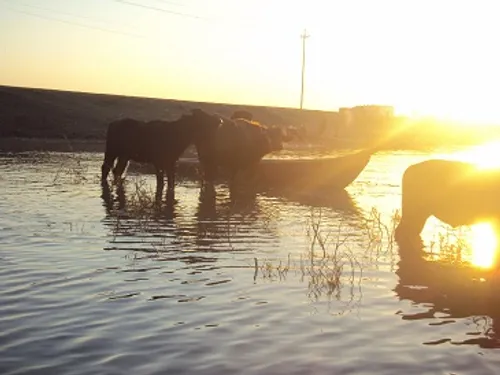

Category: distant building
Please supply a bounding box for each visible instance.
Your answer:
[338,105,395,138]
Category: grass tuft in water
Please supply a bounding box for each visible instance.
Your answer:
[52,154,89,185]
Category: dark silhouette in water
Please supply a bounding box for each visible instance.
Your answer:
[101,178,126,214]
[198,113,295,191]
[195,184,261,237]
[99,182,223,265]
[261,186,360,217]
[191,183,306,256]
[101,108,221,203]
[100,180,271,264]
[100,180,175,220]
[395,159,500,257]
[395,239,500,348]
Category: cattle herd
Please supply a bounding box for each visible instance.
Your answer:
[101,108,294,202]
[100,108,500,258]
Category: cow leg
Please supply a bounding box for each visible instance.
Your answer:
[395,208,428,254]
[101,154,116,185]
[227,167,240,195]
[100,179,113,212]
[155,167,164,202]
[199,158,217,191]
[116,181,126,211]
[112,157,129,184]
[394,171,429,249]
[166,164,176,205]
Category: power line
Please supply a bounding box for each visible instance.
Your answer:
[2,0,135,30]
[114,0,208,20]
[3,0,109,24]
[300,29,310,110]
[0,2,145,38]
[151,0,184,6]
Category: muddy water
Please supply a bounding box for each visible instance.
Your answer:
[1,149,500,375]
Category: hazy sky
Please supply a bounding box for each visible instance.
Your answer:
[1,0,499,123]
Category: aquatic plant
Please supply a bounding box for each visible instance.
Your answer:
[52,153,89,185]
[253,206,404,311]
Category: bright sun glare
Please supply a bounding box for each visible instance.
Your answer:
[470,223,497,268]
[431,141,500,268]
[437,140,500,170]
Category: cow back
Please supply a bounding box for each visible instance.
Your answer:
[104,111,220,166]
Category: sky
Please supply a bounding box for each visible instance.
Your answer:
[1,0,500,124]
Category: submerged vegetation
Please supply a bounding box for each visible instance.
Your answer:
[253,207,401,307]
[103,174,497,279]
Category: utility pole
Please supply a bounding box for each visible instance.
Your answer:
[300,29,310,110]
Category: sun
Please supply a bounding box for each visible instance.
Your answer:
[434,140,500,170]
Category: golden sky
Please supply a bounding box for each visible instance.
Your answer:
[1,0,499,124]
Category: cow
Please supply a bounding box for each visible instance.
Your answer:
[395,159,500,248]
[196,114,294,189]
[101,108,222,202]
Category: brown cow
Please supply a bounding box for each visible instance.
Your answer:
[196,116,293,187]
[101,108,221,202]
[395,159,500,247]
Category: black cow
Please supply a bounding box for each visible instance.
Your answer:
[101,109,221,202]
[196,115,293,187]
[395,159,500,245]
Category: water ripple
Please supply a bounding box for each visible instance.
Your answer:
[1,151,500,374]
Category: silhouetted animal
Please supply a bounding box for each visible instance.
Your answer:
[395,159,500,244]
[196,117,294,186]
[101,109,221,202]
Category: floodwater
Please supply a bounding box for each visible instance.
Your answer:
[2,145,500,375]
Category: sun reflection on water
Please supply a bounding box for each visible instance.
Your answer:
[470,222,497,268]
[428,140,500,268]
[425,221,497,269]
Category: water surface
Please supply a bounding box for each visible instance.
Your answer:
[1,148,500,375]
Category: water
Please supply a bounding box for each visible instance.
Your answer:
[1,148,500,375]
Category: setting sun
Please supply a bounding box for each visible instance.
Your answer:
[434,140,500,170]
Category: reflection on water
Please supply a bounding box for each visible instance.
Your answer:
[443,141,500,269]
[261,185,361,218]
[395,245,500,348]
[470,223,497,268]
[418,222,499,270]
[100,177,281,261]
[4,149,500,374]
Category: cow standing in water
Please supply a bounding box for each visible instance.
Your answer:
[101,109,221,203]
[196,111,294,190]
[395,159,500,255]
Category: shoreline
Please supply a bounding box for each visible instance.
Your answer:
[0,136,478,154]
[0,137,106,153]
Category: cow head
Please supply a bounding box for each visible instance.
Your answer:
[188,108,224,159]
[266,126,287,152]
[188,108,223,133]
[266,125,304,150]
